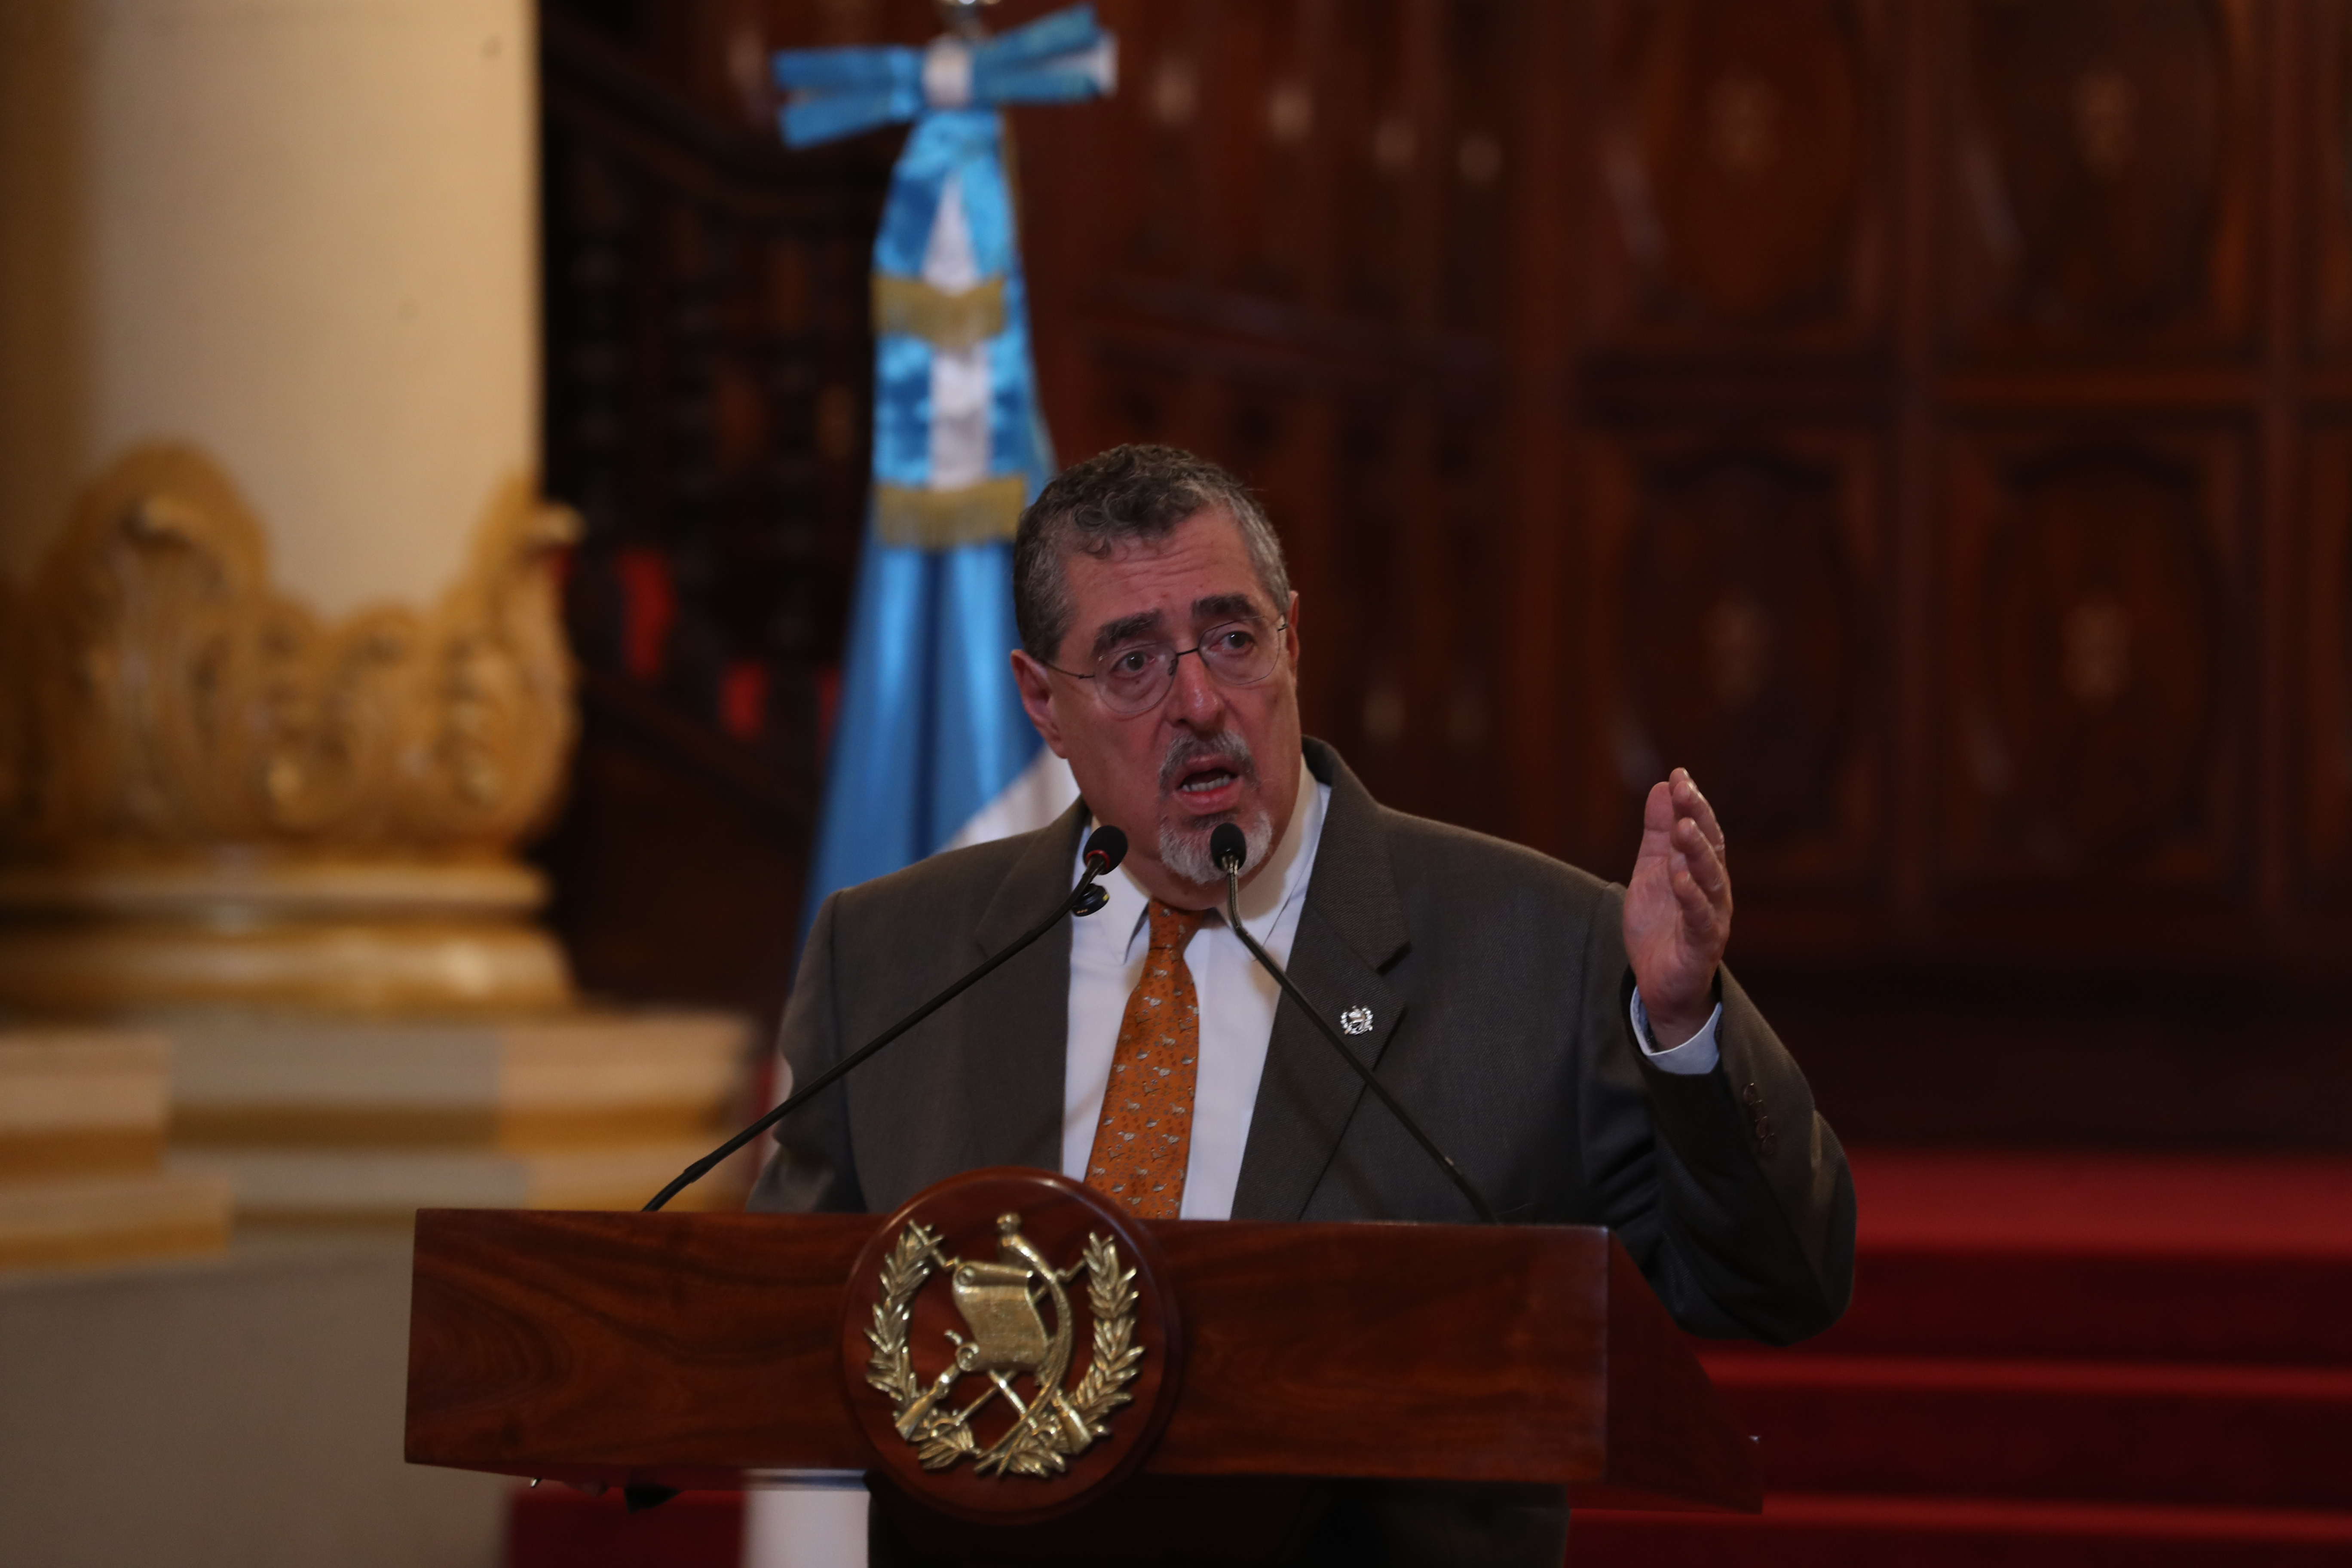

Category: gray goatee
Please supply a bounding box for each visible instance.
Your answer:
[1157,730,1274,886]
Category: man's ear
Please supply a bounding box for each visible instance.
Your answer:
[1010,649,1069,756]
[1283,590,1302,670]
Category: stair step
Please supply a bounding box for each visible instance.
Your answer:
[1842,1151,2352,1262]
[1569,1491,2352,1568]
[1823,1244,2352,1365]
[1697,1351,2352,1510]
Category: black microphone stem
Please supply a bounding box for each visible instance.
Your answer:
[1222,866,1499,1226]
[643,862,1111,1213]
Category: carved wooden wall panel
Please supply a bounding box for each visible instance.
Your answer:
[1093,0,1211,287]
[1940,431,2242,889]
[1588,433,1881,891]
[2304,426,2352,885]
[1032,0,1332,304]
[1323,403,1418,803]
[1946,0,2256,352]
[1434,0,1519,336]
[634,0,2352,1139]
[1026,0,1531,838]
[512,0,2352,1141]
[1323,0,1417,323]
[986,2,2337,939]
[1078,346,1196,453]
[1056,337,1515,836]
[1200,378,1336,754]
[1295,403,1506,832]
[1420,408,1515,833]
[1207,0,1325,303]
[1591,0,1883,349]
[2308,1,2352,362]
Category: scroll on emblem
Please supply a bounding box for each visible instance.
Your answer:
[839,1167,1181,1520]
[864,1210,1143,1476]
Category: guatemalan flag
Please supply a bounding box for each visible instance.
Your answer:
[747,17,1112,1559]
[780,6,1117,943]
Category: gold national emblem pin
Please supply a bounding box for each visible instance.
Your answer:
[864,1211,1142,1477]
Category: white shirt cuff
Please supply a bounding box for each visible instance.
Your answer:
[1629,989,1722,1076]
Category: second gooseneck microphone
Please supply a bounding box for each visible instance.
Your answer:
[643,825,1130,1212]
[1209,821,1498,1225]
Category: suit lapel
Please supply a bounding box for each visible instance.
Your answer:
[957,798,1090,1173]
[1231,741,1412,1220]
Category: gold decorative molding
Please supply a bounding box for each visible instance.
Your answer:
[0,1029,170,1178]
[0,1173,233,1271]
[0,444,578,858]
[0,444,580,1014]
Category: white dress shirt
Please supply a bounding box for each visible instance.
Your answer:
[1060,756,1724,1220]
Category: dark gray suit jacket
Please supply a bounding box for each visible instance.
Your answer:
[750,740,1855,1561]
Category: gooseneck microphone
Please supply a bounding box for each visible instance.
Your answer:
[642,824,1130,1212]
[1209,822,1498,1225]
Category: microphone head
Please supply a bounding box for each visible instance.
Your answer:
[1082,824,1129,874]
[1209,823,1248,876]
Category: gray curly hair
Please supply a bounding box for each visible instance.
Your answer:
[1013,445,1292,662]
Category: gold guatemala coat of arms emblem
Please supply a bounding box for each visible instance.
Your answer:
[864,1210,1143,1477]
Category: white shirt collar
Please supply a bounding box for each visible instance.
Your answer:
[1077,753,1326,951]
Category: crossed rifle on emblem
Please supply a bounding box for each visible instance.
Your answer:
[894,1213,1095,1473]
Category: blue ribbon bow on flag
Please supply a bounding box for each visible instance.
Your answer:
[775,4,1115,147]
[776,6,1113,939]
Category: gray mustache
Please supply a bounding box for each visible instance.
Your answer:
[1158,731,1259,794]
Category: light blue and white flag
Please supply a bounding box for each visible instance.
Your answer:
[751,20,1116,1563]
[777,6,1115,937]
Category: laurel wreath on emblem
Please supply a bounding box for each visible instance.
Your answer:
[865,1216,1142,1477]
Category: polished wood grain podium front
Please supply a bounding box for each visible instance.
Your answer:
[405,1170,1759,1562]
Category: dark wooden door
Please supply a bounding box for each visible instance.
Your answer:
[535,0,2352,1146]
[1006,0,2352,1146]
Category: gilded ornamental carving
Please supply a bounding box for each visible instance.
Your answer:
[0,445,578,859]
[0,446,580,1012]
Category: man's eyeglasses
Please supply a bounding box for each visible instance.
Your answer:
[1045,616,1289,716]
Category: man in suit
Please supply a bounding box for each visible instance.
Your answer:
[752,444,1855,1565]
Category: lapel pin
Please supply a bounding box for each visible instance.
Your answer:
[1339,1006,1375,1036]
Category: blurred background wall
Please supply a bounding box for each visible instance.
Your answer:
[535,0,2352,1153]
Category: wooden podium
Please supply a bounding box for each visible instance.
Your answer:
[406,1170,1759,1563]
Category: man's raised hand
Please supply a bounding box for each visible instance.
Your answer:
[1622,768,1732,1048]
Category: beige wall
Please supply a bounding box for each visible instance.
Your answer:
[0,0,535,617]
[0,1234,505,1568]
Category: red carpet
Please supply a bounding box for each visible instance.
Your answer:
[1570,1148,2352,1565]
[507,1150,2352,1565]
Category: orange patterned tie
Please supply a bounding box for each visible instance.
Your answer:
[1084,901,1207,1219]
